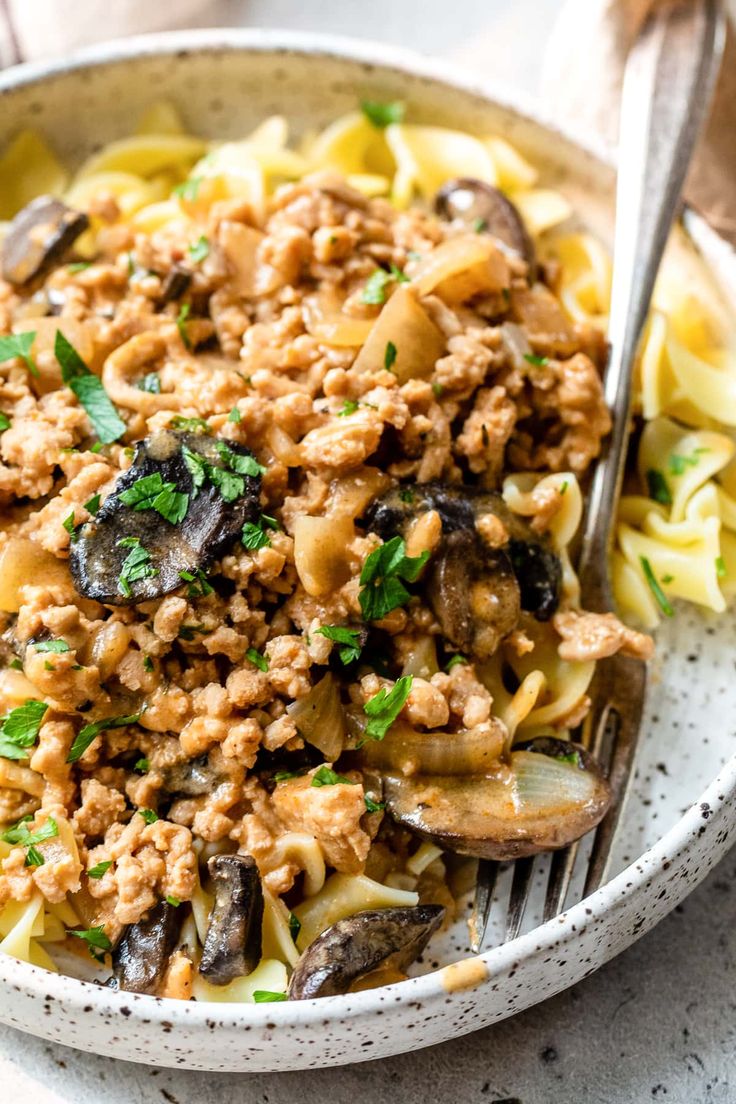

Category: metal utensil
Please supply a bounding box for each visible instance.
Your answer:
[471,0,726,953]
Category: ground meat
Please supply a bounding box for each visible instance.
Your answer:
[271,772,370,874]
[553,610,655,662]
[455,385,517,480]
[72,779,127,840]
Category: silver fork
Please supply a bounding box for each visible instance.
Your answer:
[471,0,726,953]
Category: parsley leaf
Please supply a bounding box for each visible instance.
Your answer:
[669,452,700,476]
[134,756,150,772]
[188,235,209,263]
[119,472,189,525]
[316,625,363,665]
[1,815,58,867]
[359,536,429,621]
[67,711,141,763]
[337,399,359,417]
[173,177,202,202]
[389,263,409,284]
[207,465,245,502]
[165,894,181,907]
[363,675,413,741]
[67,925,111,953]
[364,793,386,813]
[384,340,397,372]
[311,765,356,787]
[183,441,264,504]
[361,268,392,305]
[246,646,269,672]
[0,331,38,377]
[55,331,125,444]
[228,406,241,423]
[214,441,265,478]
[179,568,213,597]
[170,415,211,434]
[523,353,549,368]
[716,555,727,578]
[252,990,288,1002]
[88,860,112,879]
[67,261,91,274]
[137,371,161,394]
[176,303,191,349]
[0,700,48,760]
[0,412,10,432]
[446,654,467,671]
[83,493,101,515]
[472,217,488,233]
[640,556,674,618]
[117,536,158,597]
[138,808,158,824]
[62,510,79,543]
[646,469,672,506]
[398,488,414,504]
[361,100,405,128]
[288,912,301,941]
[242,521,271,550]
[33,640,70,654]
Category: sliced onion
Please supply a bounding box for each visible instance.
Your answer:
[303,292,374,347]
[357,718,506,776]
[218,220,264,297]
[400,634,439,679]
[351,285,445,383]
[411,234,509,301]
[292,514,354,596]
[499,321,532,372]
[287,672,346,761]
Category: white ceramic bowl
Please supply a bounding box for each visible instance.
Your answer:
[0,28,734,1073]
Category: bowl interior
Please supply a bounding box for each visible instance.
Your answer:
[0,29,733,974]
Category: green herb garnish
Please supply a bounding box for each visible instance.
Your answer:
[0,700,48,760]
[55,331,125,444]
[716,555,727,578]
[363,675,413,741]
[252,990,288,1003]
[83,493,101,515]
[359,536,429,621]
[364,793,386,813]
[445,654,468,671]
[288,912,301,941]
[639,556,674,618]
[188,235,209,263]
[176,303,191,349]
[67,711,141,763]
[316,625,363,665]
[384,340,397,372]
[170,416,211,434]
[179,568,213,597]
[311,765,355,787]
[0,331,38,377]
[668,452,700,476]
[646,469,672,506]
[0,412,10,432]
[88,860,112,879]
[361,100,405,128]
[134,756,150,772]
[1,815,58,866]
[66,925,112,960]
[119,471,189,525]
[173,177,202,202]
[33,639,70,654]
[138,808,158,825]
[165,895,181,907]
[137,371,161,394]
[472,217,488,233]
[523,353,549,368]
[246,647,269,672]
[116,536,157,597]
[67,262,91,274]
[361,268,392,305]
[337,399,359,417]
[228,406,242,423]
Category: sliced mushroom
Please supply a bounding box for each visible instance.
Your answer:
[383,737,611,861]
[111,900,182,994]
[1,196,89,285]
[435,179,535,272]
[288,905,444,1000]
[362,482,561,654]
[158,264,192,305]
[199,854,264,986]
[159,755,219,797]
[70,429,262,605]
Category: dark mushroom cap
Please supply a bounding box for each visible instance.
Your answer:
[70,429,262,605]
[2,196,89,285]
[288,905,445,1000]
[362,482,562,651]
[158,264,192,306]
[383,739,611,861]
[111,900,182,995]
[434,178,536,272]
[199,854,264,986]
[159,755,220,797]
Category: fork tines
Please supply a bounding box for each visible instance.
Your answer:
[469,652,647,954]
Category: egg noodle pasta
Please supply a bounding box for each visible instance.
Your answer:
[0,96,731,1000]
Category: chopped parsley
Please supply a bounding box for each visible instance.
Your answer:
[337,399,360,417]
[67,711,141,763]
[173,176,203,201]
[67,261,91,273]
[252,990,288,1003]
[176,303,192,349]
[8,659,22,670]
[431,381,443,398]
[246,646,269,672]
[117,536,158,597]
[188,235,210,263]
[134,756,150,772]
[646,469,672,505]
[62,510,79,543]
[363,675,413,742]
[523,353,549,368]
[661,574,675,584]
[639,556,674,618]
[0,412,11,432]
[179,568,213,597]
[311,765,355,787]
[288,912,301,941]
[316,625,363,665]
[33,639,70,654]
[142,655,154,675]
[0,331,38,377]
[473,217,488,233]
[364,793,386,813]
[55,331,126,444]
[274,769,302,782]
[446,654,468,672]
[398,488,414,504]
[137,371,161,394]
[559,480,568,496]
[227,406,242,423]
[716,555,727,578]
[178,623,207,641]
[360,100,405,128]
[165,894,181,907]
[119,472,189,525]
[0,700,48,760]
[668,452,700,476]
[183,442,264,505]
[1,815,58,866]
[241,514,278,552]
[66,925,111,960]
[384,340,397,372]
[170,415,211,434]
[359,536,430,621]
[138,808,159,825]
[361,268,392,305]
[88,860,112,879]
[83,493,101,515]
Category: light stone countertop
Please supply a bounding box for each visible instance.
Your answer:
[0,3,733,1101]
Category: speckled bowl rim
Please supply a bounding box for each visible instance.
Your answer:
[0,26,734,1036]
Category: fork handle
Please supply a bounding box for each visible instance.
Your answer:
[577,0,725,608]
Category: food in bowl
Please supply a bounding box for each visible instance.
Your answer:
[0,98,733,1003]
